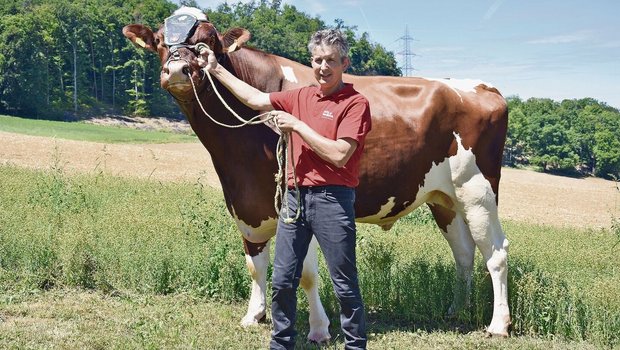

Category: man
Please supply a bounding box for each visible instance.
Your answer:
[199,29,371,350]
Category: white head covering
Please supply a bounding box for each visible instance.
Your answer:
[173,6,208,22]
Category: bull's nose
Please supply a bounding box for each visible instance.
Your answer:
[167,60,189,77]
[163,60,192,88]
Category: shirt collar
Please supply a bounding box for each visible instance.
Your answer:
[314,83,354,100]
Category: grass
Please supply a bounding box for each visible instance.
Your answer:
[0,114,197,144]
[0,290,600,350]
[0,163,619,348]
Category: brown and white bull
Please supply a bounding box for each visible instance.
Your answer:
[123,7,511,339]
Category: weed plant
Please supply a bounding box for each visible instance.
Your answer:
[0,164,619,347]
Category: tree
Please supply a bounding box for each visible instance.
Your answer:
[504,96,528,166]
[348,32,401,76]
[206,0,400,76]
[592,110,620,177]
[504,96,620,178]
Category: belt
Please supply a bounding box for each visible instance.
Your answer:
[289,185,351,193]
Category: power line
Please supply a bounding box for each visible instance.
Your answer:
[397,26,416,77]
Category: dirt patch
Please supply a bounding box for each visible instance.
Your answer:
[0,131,219,188]
[1,130,618,229]
[498,167,618,229]
[84,115,193,134]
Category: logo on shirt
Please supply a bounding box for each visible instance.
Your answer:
[321,110,334,120]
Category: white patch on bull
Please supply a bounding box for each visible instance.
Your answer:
[231,207,277,243]
[357,196,397,225]
[301,237,331,342]
[280,65,299,83]
[442,213,475,315]
[425,78,494,103]
[446,133,510,336]
[415,132,495,209]
[242,243,270,326]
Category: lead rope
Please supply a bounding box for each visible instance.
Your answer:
[188,68,301,223]
[274,132,301,224]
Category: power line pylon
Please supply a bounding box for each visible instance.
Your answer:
[398,26,416,77]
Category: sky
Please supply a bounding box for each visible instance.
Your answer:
[185,0,620,109]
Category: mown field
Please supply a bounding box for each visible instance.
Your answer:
[0,161,619,349]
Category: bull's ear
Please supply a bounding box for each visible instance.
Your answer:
[122,24,157,52]
[221,28,251,53]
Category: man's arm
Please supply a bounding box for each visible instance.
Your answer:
[198,45,273,111]
[271,110,358,168]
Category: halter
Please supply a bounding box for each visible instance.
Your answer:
[163,13,209,73]
[163,13,217,102]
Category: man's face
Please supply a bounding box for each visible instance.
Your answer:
[311,44,349,95]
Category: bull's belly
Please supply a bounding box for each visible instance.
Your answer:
[355,132,496,230]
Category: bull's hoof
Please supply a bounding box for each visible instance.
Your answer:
[485,322,511,337]
[240,312,266,327]
[485,330,509,338]
[307,331,331,345]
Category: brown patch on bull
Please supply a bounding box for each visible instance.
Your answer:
[380,223,395,231]
[427,190,454,209]
[428,203,457,233]
[300,270,316,290]
[243,238,269,257]
[463,91,508,203]
[355,90,459,220]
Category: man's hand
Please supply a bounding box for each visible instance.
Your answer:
[270,111,300,134]
[197,44,217,71]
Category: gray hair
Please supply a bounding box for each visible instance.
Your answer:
[307,29,349,60]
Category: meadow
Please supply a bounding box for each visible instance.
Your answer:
[0,161,618,349]
[0,115,618,348]
[0,115,196,144]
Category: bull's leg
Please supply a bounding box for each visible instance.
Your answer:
[456,178,511,336]
[300,236,331,343]
[428,203,475,316]
[241,238,270,326]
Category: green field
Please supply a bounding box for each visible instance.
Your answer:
[0,115,197,144]
[0,164,618,349]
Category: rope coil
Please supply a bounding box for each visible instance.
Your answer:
[188,67,301,223]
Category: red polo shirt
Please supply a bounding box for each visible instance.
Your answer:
[269,84,372,188]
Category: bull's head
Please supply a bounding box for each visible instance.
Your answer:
[122,6,250,100]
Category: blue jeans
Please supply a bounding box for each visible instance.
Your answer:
[270,186,366,350]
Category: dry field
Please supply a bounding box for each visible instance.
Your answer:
[1,130,618,229]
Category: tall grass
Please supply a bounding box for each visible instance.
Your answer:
[0,164,618,347]
[0,163,247,298]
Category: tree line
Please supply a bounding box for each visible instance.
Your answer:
[1,0,618,178]
[0,0,400,119]
[505,97,619,178]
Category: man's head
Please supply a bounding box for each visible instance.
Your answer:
[307,29,349,61]
[308,29,350,96]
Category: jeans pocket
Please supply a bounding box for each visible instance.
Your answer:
[323,188,355,205]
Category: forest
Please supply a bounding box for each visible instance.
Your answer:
[0,0,618,178]
[0,0,399,119]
